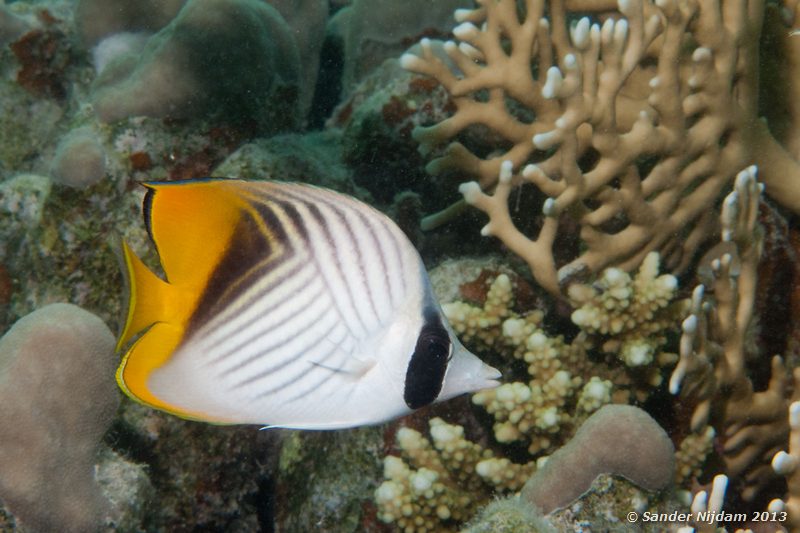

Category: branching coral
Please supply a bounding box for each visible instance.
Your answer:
[770,401,800,531]
[401,0,767,295]
[375,418,534,532]
[378,164,794,529]
[568,250,685,368]
[443,252,683,455]
[670,166,794,502]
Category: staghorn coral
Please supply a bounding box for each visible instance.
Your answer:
[670,166,795,503]
[770,400,800,531]
[400,0,773,296]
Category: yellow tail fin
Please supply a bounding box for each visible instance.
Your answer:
[116,241,172,352]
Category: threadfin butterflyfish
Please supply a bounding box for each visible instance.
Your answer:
[116,178,501,429]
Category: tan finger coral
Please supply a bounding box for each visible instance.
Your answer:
[402,0,768,295]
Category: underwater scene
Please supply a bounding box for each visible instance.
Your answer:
[3,0,800,531]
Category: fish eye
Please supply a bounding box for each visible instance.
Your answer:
[403,322,452,410]
[419,326,451,360]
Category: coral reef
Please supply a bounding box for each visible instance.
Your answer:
[400,0,776,296]
[0,303,119,532]
[2,0,800,530]
[670,166,795,502]
[374,251,686,531]
[444,253,682,455]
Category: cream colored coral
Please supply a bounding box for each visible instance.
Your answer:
[473,375,582,454]
[428,418,493,492]
[376,429,476,532]
[675,426,715,486]
[474,457,535,492]
[575,377,613,414]
[453,265,681,453]
[375,417,536,532]
[569,251,685,369]
[442,273,532,347]
[375,456,463,532]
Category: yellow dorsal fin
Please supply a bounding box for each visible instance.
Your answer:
[118,179,246,352]
[143,179,245,290]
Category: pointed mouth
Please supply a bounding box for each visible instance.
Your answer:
[476,363,502,389]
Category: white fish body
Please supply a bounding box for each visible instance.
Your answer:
[116,179,500,429]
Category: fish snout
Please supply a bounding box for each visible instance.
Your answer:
[439,346,502,401]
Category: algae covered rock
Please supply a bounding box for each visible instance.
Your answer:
[274,427,387,532]
[461,497,555,533]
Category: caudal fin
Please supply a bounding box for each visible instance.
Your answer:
[116,241,171,351]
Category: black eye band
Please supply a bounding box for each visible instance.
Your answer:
[403,315,451,409]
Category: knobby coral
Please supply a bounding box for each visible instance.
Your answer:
[445,251,683,455]
[401,0,774,296]
[375,418,534,533]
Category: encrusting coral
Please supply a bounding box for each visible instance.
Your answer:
[399,0,792,296]
[521,404,674,514]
